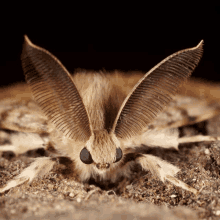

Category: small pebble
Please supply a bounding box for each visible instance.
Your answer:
[213,210,220,216]
[69,192,75,197]
[170,195,177,198]
[205,149,210,155]
[77,197,81,203]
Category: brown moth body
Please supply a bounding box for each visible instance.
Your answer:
[1,36,216,195]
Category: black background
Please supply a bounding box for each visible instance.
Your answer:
[1,6,220,87]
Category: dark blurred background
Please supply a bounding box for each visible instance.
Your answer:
[1,6,220,87]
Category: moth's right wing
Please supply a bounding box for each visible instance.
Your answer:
[0,82,52,154]
[0,97,50,134]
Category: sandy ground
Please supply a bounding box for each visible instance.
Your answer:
[1,116,220,220]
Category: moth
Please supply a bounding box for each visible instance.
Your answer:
[0,36,219,195]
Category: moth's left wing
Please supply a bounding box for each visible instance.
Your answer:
[149,93,220,131]
[123,81,220,150]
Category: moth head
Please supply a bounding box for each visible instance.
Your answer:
[80,130,122,171]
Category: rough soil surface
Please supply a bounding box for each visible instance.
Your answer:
[1,116,220,220]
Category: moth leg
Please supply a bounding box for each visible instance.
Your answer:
[0,157,56,193]
[136,154,198,195]
[178,135,220,144]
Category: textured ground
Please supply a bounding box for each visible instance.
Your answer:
[0,116,220,220]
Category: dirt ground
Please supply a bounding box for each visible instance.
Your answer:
[0,116,220,220]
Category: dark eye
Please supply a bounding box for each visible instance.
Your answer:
[114,147,123,163]
[80,147,93,164]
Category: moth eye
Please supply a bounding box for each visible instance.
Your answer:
[80,147,93,164]
[114,147,123,163]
